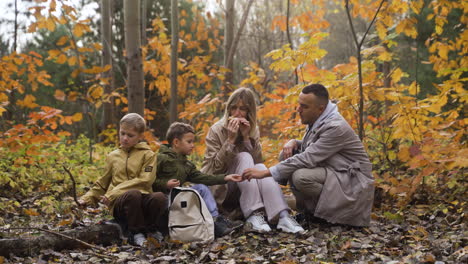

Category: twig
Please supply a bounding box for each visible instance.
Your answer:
[63,165,80,207]
[6,227,113,259]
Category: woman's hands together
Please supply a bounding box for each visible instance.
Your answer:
[227,117,250,143]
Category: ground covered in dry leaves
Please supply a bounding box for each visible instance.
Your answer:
[1,193,466,263]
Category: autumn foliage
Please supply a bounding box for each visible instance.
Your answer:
[0,0,466,224]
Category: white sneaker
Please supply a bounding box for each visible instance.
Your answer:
[246,211,271,232]
[132,233,147,246]
[277,214,305,234]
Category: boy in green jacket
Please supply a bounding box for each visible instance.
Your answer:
[79,113,167,247]
[153,122,243,238]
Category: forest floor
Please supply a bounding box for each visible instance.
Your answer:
[1,191,466,263]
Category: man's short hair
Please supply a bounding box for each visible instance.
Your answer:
[166,122,195,145]
[302,84,329,105]
[120,113,146,133]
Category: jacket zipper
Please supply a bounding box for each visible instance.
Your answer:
[126,150,130,180]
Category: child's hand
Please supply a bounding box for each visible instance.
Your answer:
[225,174,243,182]
[77,198,87,207]
[167,179,180,189]
[100,196,110,206]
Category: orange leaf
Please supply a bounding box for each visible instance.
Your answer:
[54,90,66,101]
[24,208,40,216]
[72,112,83,122]
[58,219,72,226]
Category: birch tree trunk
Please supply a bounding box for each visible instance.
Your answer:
[169,0,179,123]
[124,0,145,116]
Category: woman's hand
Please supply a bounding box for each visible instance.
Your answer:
[237,117,251,139]
[224,174,243,182]
[227,118,240,144]
[282,139,298,159]
[166,179,180,189]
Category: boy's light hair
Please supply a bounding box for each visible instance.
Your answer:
[166,122,195,145]
[120,113,146,134]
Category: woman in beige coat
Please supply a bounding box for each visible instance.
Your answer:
[201,88,304,233]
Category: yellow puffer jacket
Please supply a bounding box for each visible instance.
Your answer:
[81,142,157,214]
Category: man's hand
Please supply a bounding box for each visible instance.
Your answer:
[166,179,180,189]
[282,139,298,159]
[242,168,270,180]
[224,174,243,182]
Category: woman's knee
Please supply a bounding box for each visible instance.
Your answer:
[254,163,267,170]
[235,152,254,163]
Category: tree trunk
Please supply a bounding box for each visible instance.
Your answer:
[344,0,385,141]
[224,0,235,86]
[169,0,179,123]
[0,224,121,257]
[13,0,18,53]
[225,0,254,90]
[100,0,115,132]
[124,0,145,116]
[141,0,147,46]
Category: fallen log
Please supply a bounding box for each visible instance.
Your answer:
[0,223,122,258]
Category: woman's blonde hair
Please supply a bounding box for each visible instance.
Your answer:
[120,113,146,134]
[223,87,257,138]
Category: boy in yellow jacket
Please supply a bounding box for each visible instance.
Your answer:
[79,113,166,247]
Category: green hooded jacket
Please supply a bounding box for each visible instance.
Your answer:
[152,144,226,194]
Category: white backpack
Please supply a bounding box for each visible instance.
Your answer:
[168,187,214,243]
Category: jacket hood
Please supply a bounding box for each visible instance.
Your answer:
[120,142,151,151]
[159,144,186,160]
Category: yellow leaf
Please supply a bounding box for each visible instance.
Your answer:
[73,24,88,37]
[0,92,8,102]
[54,89,66,101]
[89,85,103,99]
[72,112,83,122]
[398,145,411,162]
[46,17,56,31]
[58,219,72,226]
[17,94,39,108]
[48,49,61,59]
[0,107,6,115]
[392,68,405,83]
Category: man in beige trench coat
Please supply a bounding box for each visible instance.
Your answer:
[243,83,374,227]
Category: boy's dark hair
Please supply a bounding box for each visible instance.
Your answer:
[302,84,329,105]
[166,122,195,145]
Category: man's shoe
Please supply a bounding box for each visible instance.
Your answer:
[214,217,233,238]
[246,211,271,232]
[131,233,147,247]
[278,214,305,233]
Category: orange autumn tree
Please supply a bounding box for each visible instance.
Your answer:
[184,0,466,206]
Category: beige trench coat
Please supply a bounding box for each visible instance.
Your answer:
[271,114,374,226]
